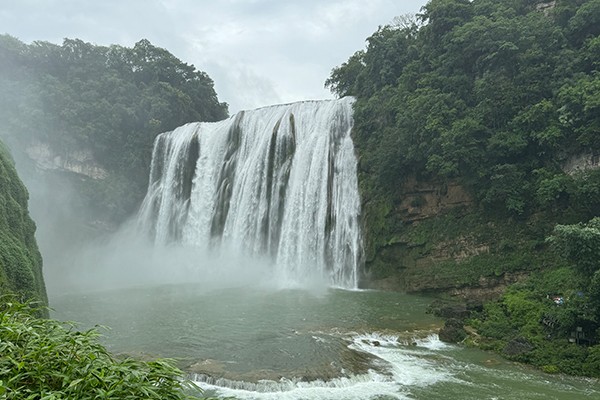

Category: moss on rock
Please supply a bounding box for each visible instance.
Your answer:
[0,140,47,310]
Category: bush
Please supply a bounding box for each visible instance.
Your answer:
[0,298,216,399]
[542,364,559,374]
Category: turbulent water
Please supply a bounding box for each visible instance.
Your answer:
[138,98,362,288]
[51,286,600,400]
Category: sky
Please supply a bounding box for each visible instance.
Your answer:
[1,0,428,114]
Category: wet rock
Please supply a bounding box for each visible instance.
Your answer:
[428,300,470,320]
[188,359,227,378]
[438,318,467,343]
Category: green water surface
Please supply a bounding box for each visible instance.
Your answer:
[51,285,599,400]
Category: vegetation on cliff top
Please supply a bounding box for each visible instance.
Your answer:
[0,35,228,222]
[0,141,47,309]
[327,0,600,258]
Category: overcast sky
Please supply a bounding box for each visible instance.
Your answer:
[1,0,428,114]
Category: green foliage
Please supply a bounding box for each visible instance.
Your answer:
[327,0,600,261]
[0,35,228,222]
[548,218,600,325]
[0,299,219,399]
[542,364,560,374]
[567,0,600,41]
[332,0,600,378]
[469,278,600,376]
[469,218,600,377]
[369,207,558,289]
[0,141,47,308]
[323,15,600,386]
[549,217,600,276]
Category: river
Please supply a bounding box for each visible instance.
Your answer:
[50,284,599,399]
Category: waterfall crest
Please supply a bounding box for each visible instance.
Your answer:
[138,97,362,288]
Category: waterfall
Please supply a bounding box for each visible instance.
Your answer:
[138,97,362,288]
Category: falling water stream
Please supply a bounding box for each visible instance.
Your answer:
[137,98,362,288]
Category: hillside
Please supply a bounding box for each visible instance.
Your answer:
[328,0,599,292]
[327,0,600,375]
[0,141,47,309]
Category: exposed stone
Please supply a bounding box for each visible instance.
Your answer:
[363,172,531,300]
[428,300,470,320]
[25,140,108,179]
[536,1,556,16]
[439,318,468,343]
[432,238,490,261]
[188,359,228,377]
[364,275,402,291]
[396,177,472,223]
[447,273,528,302]
[562,152,600,176]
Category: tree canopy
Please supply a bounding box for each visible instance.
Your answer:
[0,142,47,308]
[327,0,600,218]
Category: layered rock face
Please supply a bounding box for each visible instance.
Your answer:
[363,176,534,299]
[25,140,108,180]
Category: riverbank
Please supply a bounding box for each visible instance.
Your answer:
[430,274,600,378]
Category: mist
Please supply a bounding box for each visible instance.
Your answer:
[3,109,332,302]
[15,156,329,298]
[48,218,329,296]
[18,167,329,297]
[4,148,105,295]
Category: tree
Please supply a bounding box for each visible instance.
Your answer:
[549,217,600,323]
[549,217,600,277]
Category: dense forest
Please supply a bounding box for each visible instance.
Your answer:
[327,0,599,223]
[327,0,600,376]
[0,36,228,222]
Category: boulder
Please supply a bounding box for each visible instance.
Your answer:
[439,318,468,343]
[428,300,470,320]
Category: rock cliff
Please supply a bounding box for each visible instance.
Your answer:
[25,140,108,180]
[363,176,541,301]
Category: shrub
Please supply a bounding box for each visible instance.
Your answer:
[542,365,559,374]
[0,298,216,399]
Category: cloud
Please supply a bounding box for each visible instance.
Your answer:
[0,0,428,114]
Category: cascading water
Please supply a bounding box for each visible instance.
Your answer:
[137,97,363,288]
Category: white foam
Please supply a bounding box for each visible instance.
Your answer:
[349,333,456,388]
[413,334,451,351]
[195,330,457,400]
[196,371,408,400]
